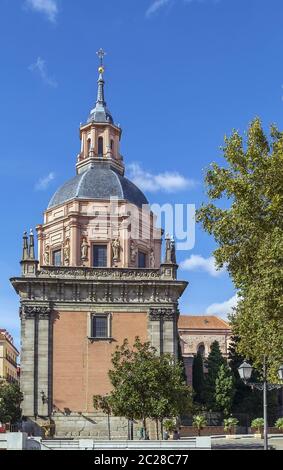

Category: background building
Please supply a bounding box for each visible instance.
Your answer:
[0,329,19,383]
[178,315,231,385]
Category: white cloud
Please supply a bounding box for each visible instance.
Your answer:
[128,163,196,193]
[205,294,239,318]
[35,172,55,191]
[25,0,58,23]
[29,57,58,88]
[180,254,225,277]
[146,0,220,18]
[146,0,171,18]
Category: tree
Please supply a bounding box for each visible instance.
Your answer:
[0,382,23,424]
[192,352,205,404]
[108,337,192,438]
[93,395,112,440]
[204,341,225,410]
[197,118,283,379]
[215,363,235,417]
[223,417,239,435]
[275,418,283,431]
[192,415,207,436]
[251,417,264,434]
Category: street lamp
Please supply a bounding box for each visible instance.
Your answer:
[238,356,283,451]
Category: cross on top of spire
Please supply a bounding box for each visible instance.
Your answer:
[96,48,106,71]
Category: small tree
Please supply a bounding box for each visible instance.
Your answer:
[215,363,235,417]
[93,395,112,440]
[275,418,283,431]
[192,352,205,404]
[251,418,264,435]
[192,415,207,437]
[223,417,239,435]
[0,382,23,425]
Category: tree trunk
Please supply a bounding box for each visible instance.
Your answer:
[155,419,159,440]
[143,418,147,440]
[160,420,164,440]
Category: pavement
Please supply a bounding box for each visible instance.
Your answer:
[211,436,283,451]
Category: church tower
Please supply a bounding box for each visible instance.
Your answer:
[11,51,188,437]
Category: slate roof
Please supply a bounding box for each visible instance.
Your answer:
[48,163,149,209]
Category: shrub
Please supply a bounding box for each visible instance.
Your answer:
[251,418,264,434]
[192,415,207,436]
[223,417,239,434]
[275,418,283,430]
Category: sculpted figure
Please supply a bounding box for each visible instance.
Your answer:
[64,239,70,266]
[81,238,89,261]
[130,239,138,263]
[112,238,120,261]
[44,246,50,266]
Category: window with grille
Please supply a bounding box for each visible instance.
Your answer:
[53,250,62,266]
[93,245,107,267]
[138,251,146,268]
[92,315,108,338]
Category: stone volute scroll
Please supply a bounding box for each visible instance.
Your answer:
[81,238,89,265]
[150,248,155,268]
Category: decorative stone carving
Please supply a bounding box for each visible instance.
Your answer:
[44,246,50,266]
[81,238,89,263]
[149,308,175,321]
[150,249,155,269]
[39,267,161,280]
[130,239,138,263]
[164,235,176,264]
[21,305,52,319]
[64,239,70,266]
[112,238,120,264]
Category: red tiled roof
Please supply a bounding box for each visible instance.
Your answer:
[178,315,230,330]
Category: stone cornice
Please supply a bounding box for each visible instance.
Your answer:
[38,266,162,280]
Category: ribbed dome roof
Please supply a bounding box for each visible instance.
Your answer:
[48,163,148,209]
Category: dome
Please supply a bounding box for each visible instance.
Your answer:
[48,163,148,209]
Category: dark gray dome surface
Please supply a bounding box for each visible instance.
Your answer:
[48,164,148,209]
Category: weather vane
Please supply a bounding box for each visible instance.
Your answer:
[96,48,106,73]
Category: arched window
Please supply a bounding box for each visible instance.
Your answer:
[197,343,205,357]
[98,137,103,157]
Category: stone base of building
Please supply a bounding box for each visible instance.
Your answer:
[22,413,156,440]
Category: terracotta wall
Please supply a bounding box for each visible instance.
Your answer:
[52,311,148,413]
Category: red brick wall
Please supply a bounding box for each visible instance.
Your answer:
[52,311,148,412]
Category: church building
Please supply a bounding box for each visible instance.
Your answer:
[11,51,188,437]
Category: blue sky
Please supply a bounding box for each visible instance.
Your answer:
[1,0,283,348]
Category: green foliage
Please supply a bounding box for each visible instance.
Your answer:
[93,395,112,415]
[0,382,23,424]
[163,419,176,433]
[197,118,283,379]
[275,418,283,430]
[215,363,235,417]
[251,417,264,433]
[223,417,239,434]
[192,352,205,404]
[204,341,225,410]
[108,337,192,432]
[192,415,207,436]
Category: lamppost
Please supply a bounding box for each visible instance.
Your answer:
[238,356,283,450]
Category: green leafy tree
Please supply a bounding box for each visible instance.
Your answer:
[204,341,225,410]
[192,415,207,436]
[275,418,283,431]
[93,395,112,440]
[192,352,205,404]
[108,337,192,438]
[215,363,235,417]
[223,417,239,435]
[0,382,23,424]
[197,118,283,379]
[251,417,264,434]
